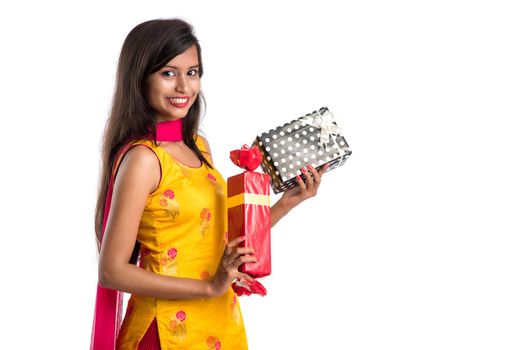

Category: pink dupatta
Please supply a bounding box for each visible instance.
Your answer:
[90,143,134,350]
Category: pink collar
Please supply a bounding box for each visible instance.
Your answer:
[146,118,183,142]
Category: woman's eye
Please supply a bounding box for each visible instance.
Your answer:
[161,71,175,77]
[188,69,199,76]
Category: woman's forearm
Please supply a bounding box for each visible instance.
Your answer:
[99,263,212,299]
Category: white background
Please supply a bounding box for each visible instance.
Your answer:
[1,1,523,349]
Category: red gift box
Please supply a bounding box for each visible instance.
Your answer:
[227,172,271,278]
[227,145,271,279]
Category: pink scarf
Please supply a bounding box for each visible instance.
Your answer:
[90,119,182,350]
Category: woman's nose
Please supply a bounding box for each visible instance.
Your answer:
[175,75,189,93]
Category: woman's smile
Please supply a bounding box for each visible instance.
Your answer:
[166,96,190,108]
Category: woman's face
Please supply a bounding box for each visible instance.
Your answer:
[146,45,201,122]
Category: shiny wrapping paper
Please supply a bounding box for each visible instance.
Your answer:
[227,171,271,278]
[253,107,352,194]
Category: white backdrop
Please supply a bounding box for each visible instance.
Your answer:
[1,1,523,349]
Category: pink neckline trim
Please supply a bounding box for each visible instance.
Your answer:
[146,118,183,142]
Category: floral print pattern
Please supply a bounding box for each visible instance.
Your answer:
[199,208,211,236]
[160,247,178,276]
[159,189,180,220]
[169,310,187,342]
[206,336,221,350]
[167,248,178,259]
[207,172,225,195]
[207,173,217,186]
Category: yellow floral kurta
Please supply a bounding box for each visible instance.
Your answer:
[116,135,248,350]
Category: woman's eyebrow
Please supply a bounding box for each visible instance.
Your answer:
[164,64,200,69]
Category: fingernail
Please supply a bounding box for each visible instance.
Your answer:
[307,164,313,170]
[300,167,306,174]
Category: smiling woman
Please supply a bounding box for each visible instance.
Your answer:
[92,18,256,350]
[91,17,328,350]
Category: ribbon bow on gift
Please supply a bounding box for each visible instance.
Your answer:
[303,108,344,149]
[229,144,263,171]
[232,277,267,296]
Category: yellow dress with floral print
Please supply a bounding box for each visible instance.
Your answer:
[115,135,248,350]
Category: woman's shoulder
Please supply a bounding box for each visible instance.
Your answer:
[126,139,165,161]
[113,141,162,194]
[125,142,159,163]
[116,143,160,177]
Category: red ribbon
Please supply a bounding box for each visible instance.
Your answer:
[229,144,262,171]
[232,278,267,296]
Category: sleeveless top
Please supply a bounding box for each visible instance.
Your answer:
[115,135,248,350]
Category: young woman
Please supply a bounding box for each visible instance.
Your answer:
[94,18,328,349]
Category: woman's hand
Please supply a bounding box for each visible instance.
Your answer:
[208,236,257,297]
[279,163,329,211]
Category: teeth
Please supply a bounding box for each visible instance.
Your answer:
[169,97,188,104]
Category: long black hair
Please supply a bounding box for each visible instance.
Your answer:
[95,18,212,251]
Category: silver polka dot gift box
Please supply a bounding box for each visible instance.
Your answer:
[252,107,352,194]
